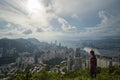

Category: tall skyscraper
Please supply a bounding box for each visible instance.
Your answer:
[0,48,3,57]
[55,40,57,45]
[67,55,73,71]
[3,48,7,57]
[59,42,61,47]
[33,49,38,64]
[34,54,38,64]
[73,48,82,70]
[16,56,23,68]
[75,48,81,57]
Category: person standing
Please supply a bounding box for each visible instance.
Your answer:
[89,50,97,78]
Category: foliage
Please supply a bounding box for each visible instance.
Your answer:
[43,58,64,66]
[9,66,120,80]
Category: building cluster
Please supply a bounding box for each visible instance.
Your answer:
[84,47,120,68]
[30,64,46,73]
[0,63,17,79]
[96,55,120,68]
[0,48,17,57]
[40,41,69,61]
[38,41,84,72]
[0,49,45,79]
[1,40,120,79]
[67,48,83,71]
[0,48,18,79]
[16,52,35,69]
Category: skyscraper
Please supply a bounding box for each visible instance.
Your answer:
[33,49,38,64]
[75,48,81,57]
[73,48,82,70]
[34,54,38,64]
[59,42,61,47]
[67,55,73,71]
[55,40,57,45]
[0,48,3,57]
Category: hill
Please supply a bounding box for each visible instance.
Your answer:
[0,38,40,53]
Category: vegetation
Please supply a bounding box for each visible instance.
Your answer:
[0,57,16,65]
[43,58,65,66]
[9,66,120,80]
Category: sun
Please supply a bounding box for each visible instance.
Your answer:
[27,0,43,14]
[26,0,48,27]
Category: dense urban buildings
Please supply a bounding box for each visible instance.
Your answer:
[0,38,120,79]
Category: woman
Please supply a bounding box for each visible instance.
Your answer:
[89,50,97,78]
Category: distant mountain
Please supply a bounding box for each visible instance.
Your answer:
[27,38,41,45]
[0,38,40,53]
[0,38,45,65]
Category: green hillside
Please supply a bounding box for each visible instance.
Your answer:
[9,66,120,80]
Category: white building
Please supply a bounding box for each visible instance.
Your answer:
[84,47,120,68]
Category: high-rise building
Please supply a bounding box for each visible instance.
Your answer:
[75,48,81,57]
[3,48,7,57]
[34,54,38,64]
[67,48,74,71]
[73,48,82,70]
[59,42,61,47]
[0,48,3,57]
[67,55,73,71]
[55,40,57,45]
[33,49,38,64]
[16,56,23,68]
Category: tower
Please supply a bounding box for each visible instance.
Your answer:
[73,48,82,70]
[67,55,73,71]
[75,48,81,57]
[34,54,38,64]
[59,42,61,47]
[55,40,57,45]
[0,48,3,57]
[33,49,38,64]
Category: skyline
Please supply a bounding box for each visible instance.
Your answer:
[0,0,120,41]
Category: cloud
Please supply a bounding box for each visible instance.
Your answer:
[58,17,76,32]
[0,30,24,39]
[23,29,32,35]
[56,10,120,40]
[36,28,44,32]
[51,0,114,16]
[0,0,119,41]
[98,11,112,25]
[6,23,11,27]
[84,10,120,38]
[0,0,53,32]
[71,14,79,19]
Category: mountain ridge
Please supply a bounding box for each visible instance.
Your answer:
[0,38,41,53]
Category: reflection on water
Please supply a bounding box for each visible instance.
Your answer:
[83,47,101,55]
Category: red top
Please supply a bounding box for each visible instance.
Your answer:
[89,55,97,72]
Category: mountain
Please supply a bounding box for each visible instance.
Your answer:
[27,38,41,45]
[0,38,40,53]
[0,38,45,65]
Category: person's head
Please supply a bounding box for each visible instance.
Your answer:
[90,50,95,56]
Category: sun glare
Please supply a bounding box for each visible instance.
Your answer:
[27,0,43,14]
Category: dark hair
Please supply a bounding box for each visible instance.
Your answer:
[90,50,95,56]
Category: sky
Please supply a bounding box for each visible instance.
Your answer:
[0,0,120,41]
